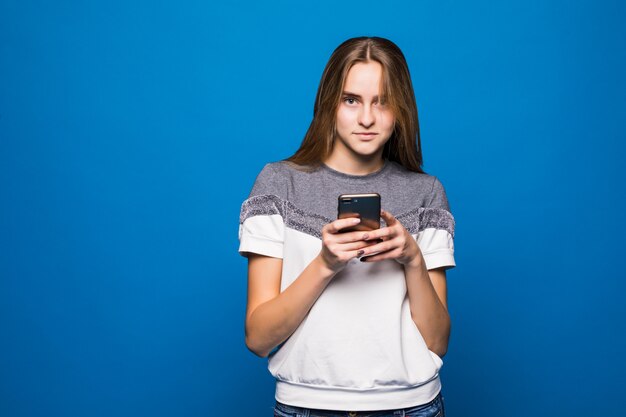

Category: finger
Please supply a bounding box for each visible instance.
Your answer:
[360,226,395,242]
[338,240,377,252]
[328,240,375,254]
[359,238,399,257]
[333,230,372,244]
[360,249,400,263]
[325,217,360,234]
[380,209,397,226]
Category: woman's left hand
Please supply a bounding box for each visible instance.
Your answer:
[359,209,423,268]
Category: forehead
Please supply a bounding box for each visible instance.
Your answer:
[343,61,384,95]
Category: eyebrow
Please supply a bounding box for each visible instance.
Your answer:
[342,91,382,100]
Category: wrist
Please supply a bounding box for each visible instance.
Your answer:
[315,254,339,279]
[404,252,425,270]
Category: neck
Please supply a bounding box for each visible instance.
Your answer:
[323,145,385,175]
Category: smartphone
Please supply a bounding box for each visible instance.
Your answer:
[337,193,381,233]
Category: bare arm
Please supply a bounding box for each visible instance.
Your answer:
[245,254,334,357]
[244,217,372,357]
[403,264,450,357]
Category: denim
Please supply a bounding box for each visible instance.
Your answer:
[273,392,445,417]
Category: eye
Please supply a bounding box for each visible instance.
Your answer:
[343,97,358,105]
[375,97,388,107]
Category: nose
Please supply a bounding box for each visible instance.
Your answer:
[358,103,375,128]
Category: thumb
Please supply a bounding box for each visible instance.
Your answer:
[380,209,396,225]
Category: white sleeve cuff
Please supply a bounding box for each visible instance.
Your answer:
[422,249,456,270]
[415,228,455,270]
[238,215,285,259]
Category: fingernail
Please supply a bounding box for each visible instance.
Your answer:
[357,249,364,257]
[352,218,361,223]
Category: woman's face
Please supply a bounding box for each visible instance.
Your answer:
[334,61,395,160]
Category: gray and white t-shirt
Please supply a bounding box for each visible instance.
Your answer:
[239,159,456,410]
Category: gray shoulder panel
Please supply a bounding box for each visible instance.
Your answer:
[240,194,454,240]
[396,206,455,238]
[239,194,285,221]
[240,194,332,240]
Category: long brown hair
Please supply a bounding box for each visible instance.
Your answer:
[286,37,424,173]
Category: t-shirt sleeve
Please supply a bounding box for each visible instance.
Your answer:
[417,176,456,270]
[238,164,286,259]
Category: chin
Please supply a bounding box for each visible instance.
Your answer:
[350,144,385,157]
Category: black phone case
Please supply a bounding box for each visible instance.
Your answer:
[337,193,381,232]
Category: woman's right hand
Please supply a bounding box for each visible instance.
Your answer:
[318,218,373,272]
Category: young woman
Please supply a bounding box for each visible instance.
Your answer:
[238,37,455,417]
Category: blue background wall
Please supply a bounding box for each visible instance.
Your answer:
[1,1,625,416]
